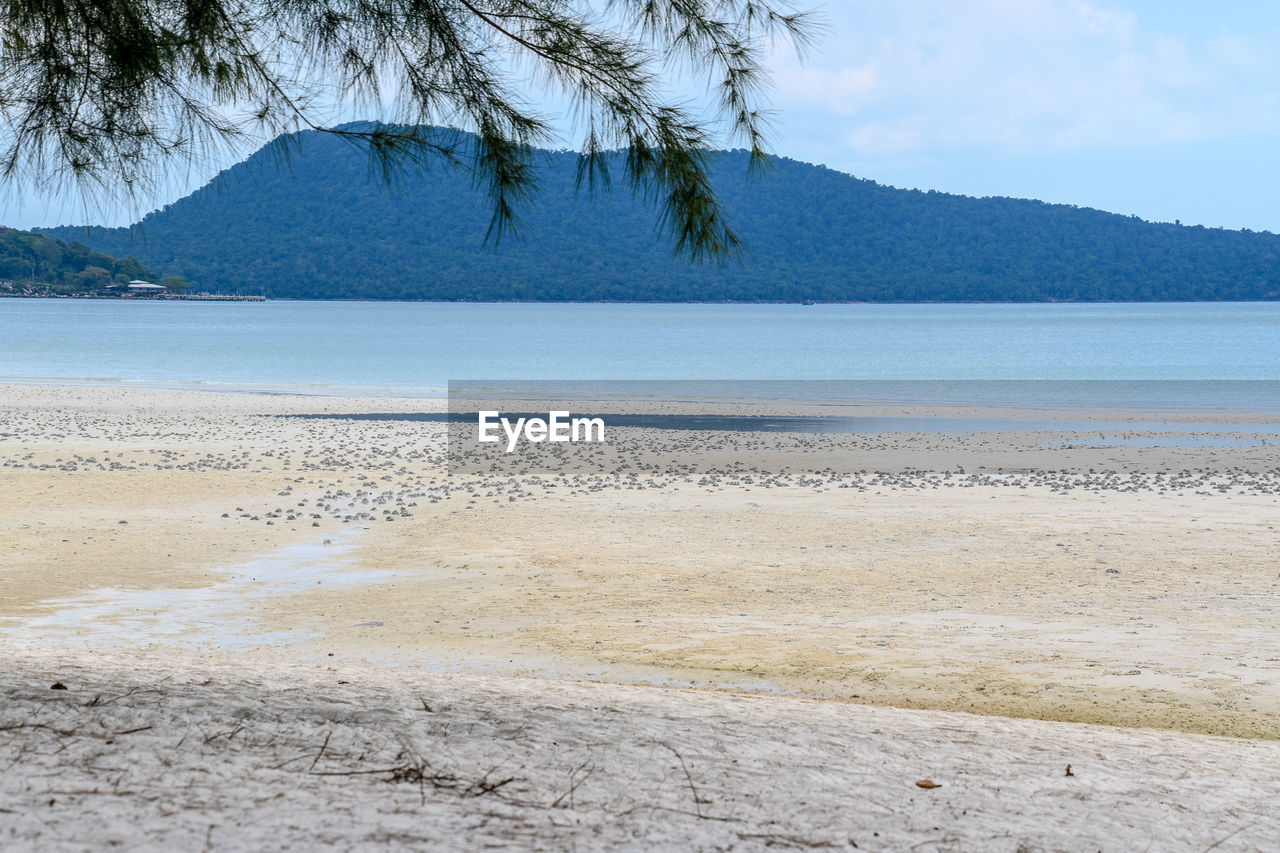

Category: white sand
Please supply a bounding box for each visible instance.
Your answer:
[4,647,1279,852]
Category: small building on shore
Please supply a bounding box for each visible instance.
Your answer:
[128,280,167,295]
[107,280,168,297]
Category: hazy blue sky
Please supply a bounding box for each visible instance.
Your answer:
[764,1,1280,232]
[5,0,1280,232]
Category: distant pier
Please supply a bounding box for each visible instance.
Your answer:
[165,293,267,302]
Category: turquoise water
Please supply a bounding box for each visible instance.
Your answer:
[2,300,1279,394]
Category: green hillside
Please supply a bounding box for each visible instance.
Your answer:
[0,227,158,296]
[40,125,1280,302]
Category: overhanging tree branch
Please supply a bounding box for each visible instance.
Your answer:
[0,0,819,260]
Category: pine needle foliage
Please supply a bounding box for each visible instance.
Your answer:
[0,0,817,259]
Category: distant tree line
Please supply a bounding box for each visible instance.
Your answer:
[40,127,1280,303]
[0,227,195,296]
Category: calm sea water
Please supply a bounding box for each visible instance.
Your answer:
[2,300,1279,395]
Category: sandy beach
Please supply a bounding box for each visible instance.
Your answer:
[3,383,1280,849]
[6,646,1279,851]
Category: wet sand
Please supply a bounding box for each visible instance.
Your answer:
[4,384,1278,734]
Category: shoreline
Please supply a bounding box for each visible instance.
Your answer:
[0,377,448,398]
[8,291,1280,304]
[6,378,1280,420]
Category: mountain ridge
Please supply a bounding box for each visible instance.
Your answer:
[37,126,1280,302]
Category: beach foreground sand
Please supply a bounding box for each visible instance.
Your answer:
[2,384,1279,848]
[4,647,1279,851]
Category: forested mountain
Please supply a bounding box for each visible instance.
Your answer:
[39,125,1280,302]
[0,227,157,295]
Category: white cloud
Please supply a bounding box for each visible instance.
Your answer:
[769,0,1280,155]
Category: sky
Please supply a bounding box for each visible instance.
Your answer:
[764,0,1280,232]
[6,0,1280,233]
